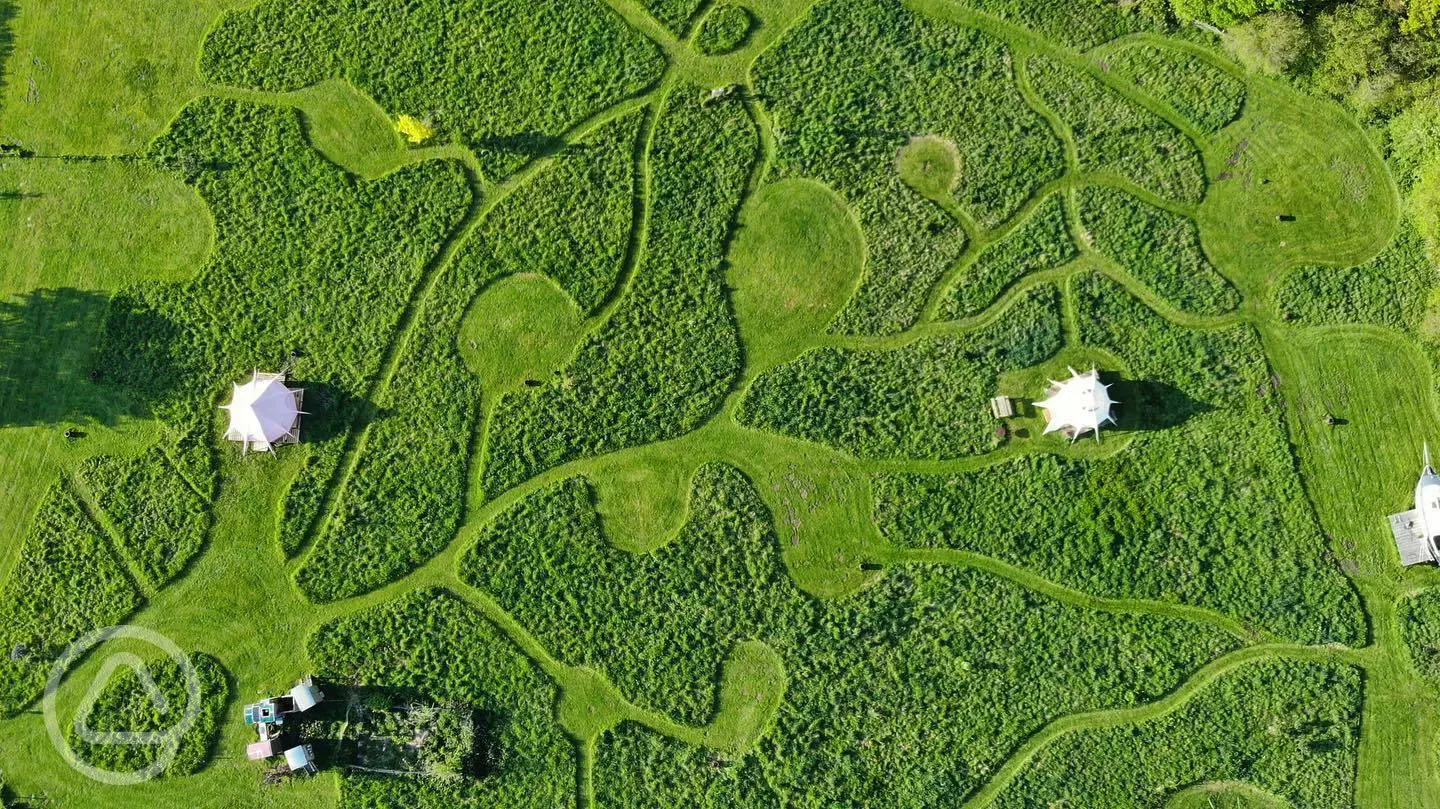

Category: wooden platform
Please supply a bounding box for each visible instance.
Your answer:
[1389,509,1434,566]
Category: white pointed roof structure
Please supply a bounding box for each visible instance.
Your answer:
[220,370,304,453]
[1036,367,1115,442]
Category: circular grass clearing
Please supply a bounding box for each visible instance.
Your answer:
[695,3,758,56]
[896,134,960,199]
[726,178,864,369]
[458,273,585,394]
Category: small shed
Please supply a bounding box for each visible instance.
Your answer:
[244,699,287,727]
[290,681,323,713]
[247,739,277,761]
[285,744,318,775]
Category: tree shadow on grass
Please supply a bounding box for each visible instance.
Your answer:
[0,287,168,429]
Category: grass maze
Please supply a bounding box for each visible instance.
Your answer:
[0,0,1431,806]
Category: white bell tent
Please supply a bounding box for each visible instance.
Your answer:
[1036,367,1115,441]
[221,370,304,453]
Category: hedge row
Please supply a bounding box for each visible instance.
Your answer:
[754,0,1066,332]
[737,285,1063,459]
[76,447,208,587]
[480,88,756,498]
[1103,42,1248,134]
[68,653,230,778]
[876,273,1364,645]
[0,483,142,713]
[201,0,664,179]
[465,464,1235,803]
[1028,54,1207,204]
[1078,184,1240,315]
[993,660,1362,807]
[938,192,1077,319]
[310,588,575,808]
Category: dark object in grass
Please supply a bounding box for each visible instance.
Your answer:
[524,379,542,388]
[89,369,103,381]
[1277,213,1296,222]
[860,562,883,571]
[1324,414,1347,427]
[63,428,85,440]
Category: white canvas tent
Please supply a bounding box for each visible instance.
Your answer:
[221,370,304,453]
[1036,367,1115,441]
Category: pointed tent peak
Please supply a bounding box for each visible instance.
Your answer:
[1035,366,1115,441]
[221,370,304,453]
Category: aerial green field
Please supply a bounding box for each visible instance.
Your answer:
[1,0,1438,806]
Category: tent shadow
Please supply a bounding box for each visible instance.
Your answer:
[1105,374,1214,432]
[281,379,370,445]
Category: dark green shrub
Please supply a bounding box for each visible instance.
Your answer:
[875,273,1364,644]
[76,447,208,586]
[1078,185,1240,314]
[310,589,574,808]
[643,0,707,34]
[957,0,1159,50]
[479,86,756,498]
[296,115,646,601]
[1029,54,1207,204]
[465,464,1236,804]
[1274,221,1434,331]
[1401,589,1440,685]
[454,112,644,315]
[96,98,471,558]
[1104,42,1248,134]
[754,0,1066,332]
[696,4,757,55]
[992,661,1363,807]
